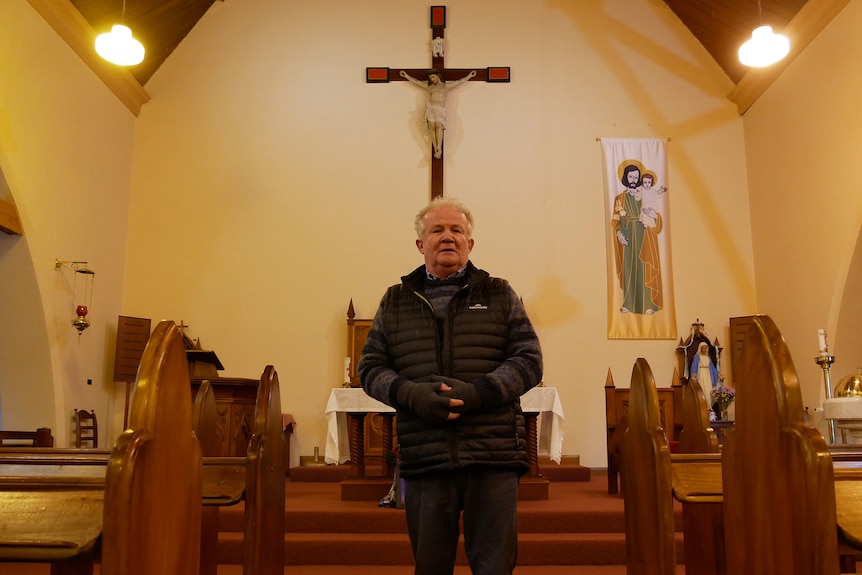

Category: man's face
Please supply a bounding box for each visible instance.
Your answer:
[429,74,440,84]
[626,170,640,189]
[416,205,474,278]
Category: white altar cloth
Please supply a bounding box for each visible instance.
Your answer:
[324,386,564,465]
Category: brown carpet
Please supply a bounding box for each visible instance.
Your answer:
[214,469,684,569]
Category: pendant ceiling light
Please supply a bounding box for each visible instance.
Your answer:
[95,0,144,66]
[738,1,790,67]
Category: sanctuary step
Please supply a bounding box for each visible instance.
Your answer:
[288,455,590,484]
[215,470,684,569]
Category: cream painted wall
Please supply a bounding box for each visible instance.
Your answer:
[125,0,755,467]
[741,0,862,433]
[0,1,136,445]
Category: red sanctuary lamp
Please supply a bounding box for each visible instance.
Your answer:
[55,259,95,339]
[72,304,90,335]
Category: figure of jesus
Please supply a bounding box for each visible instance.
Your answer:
[400,68,477,159]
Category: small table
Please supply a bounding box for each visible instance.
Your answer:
[324,386,565,478]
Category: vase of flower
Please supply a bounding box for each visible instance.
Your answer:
[711,383,736,422]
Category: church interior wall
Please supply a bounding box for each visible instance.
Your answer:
[123,0,756,467]
[7,0,855,466]
[740,0,862,430]
[0,1,137,445]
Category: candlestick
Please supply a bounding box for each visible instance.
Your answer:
[818,328,829,355]
[816,352,837,444]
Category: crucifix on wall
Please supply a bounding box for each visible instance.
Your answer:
[366,6,510,199]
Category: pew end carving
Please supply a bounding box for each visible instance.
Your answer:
[620,358,678,574]
[244,365,286,575]
[102,320,203,575]
[722,314,842,575]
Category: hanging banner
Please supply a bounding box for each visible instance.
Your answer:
[601,138,676,339]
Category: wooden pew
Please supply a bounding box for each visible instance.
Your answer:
[0,428,54,447]
[620,358,677,575]
[243,364,286,575]
[189,364,286,575]
[670,315,862,574]
[0,341,284,575]
[673,376,725,575]
[620,355,725,575]
[606,367,683,494]
[0,320,202,574]
[102,319,204,574]
[722,314,844,575]
[194,380,221,575]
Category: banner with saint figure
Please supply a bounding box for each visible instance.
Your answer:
[601,138,676,339]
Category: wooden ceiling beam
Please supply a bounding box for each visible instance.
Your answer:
[0,199,23,236]
[26,0,150,116]
[728,0,850,115]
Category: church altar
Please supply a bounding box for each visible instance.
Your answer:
[324,386,564,466]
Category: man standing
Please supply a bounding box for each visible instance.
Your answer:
[359,196,543,575]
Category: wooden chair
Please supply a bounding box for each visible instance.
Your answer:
[74,409,98,448]
[620,358,677,575]
[722,314,842,575]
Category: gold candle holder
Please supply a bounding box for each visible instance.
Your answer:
[816,353,837,443]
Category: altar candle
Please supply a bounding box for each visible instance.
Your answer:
[344,356,351,383]
[818,329,828,355]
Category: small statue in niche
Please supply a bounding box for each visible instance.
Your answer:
[677,319,724,418]
[432,36,444,58]
[690,341,720,409]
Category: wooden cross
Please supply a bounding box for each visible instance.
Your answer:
[367,6,510,199]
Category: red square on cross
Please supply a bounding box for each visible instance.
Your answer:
[366,68,390,83]
[431,6,446,28]
[487,67,511,83]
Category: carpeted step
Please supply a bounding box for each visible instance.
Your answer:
[540,464,591,482]
[289,456,591,484]
[289,465,351,482]
[216,472,686,568]
[216,531,685,566]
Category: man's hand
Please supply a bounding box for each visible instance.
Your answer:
[433,375,481,414]
[616,231,628,245]
[396,381,461,422]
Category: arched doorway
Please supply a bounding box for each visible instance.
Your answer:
[0,167,55,431]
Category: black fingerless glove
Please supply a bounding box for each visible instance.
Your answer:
[434,375,481,413]
[396,381,452,423]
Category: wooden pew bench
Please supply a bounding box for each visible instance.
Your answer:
[662,316,862,575]
[0,324,285,575]
[0,450,245,502]
[0,321,202,575]
[0,428,54,447]
[620,349,862,575]
[606,367,684,494]
[0,363,283,575]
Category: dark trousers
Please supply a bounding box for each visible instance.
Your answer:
[404,469,520,575]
